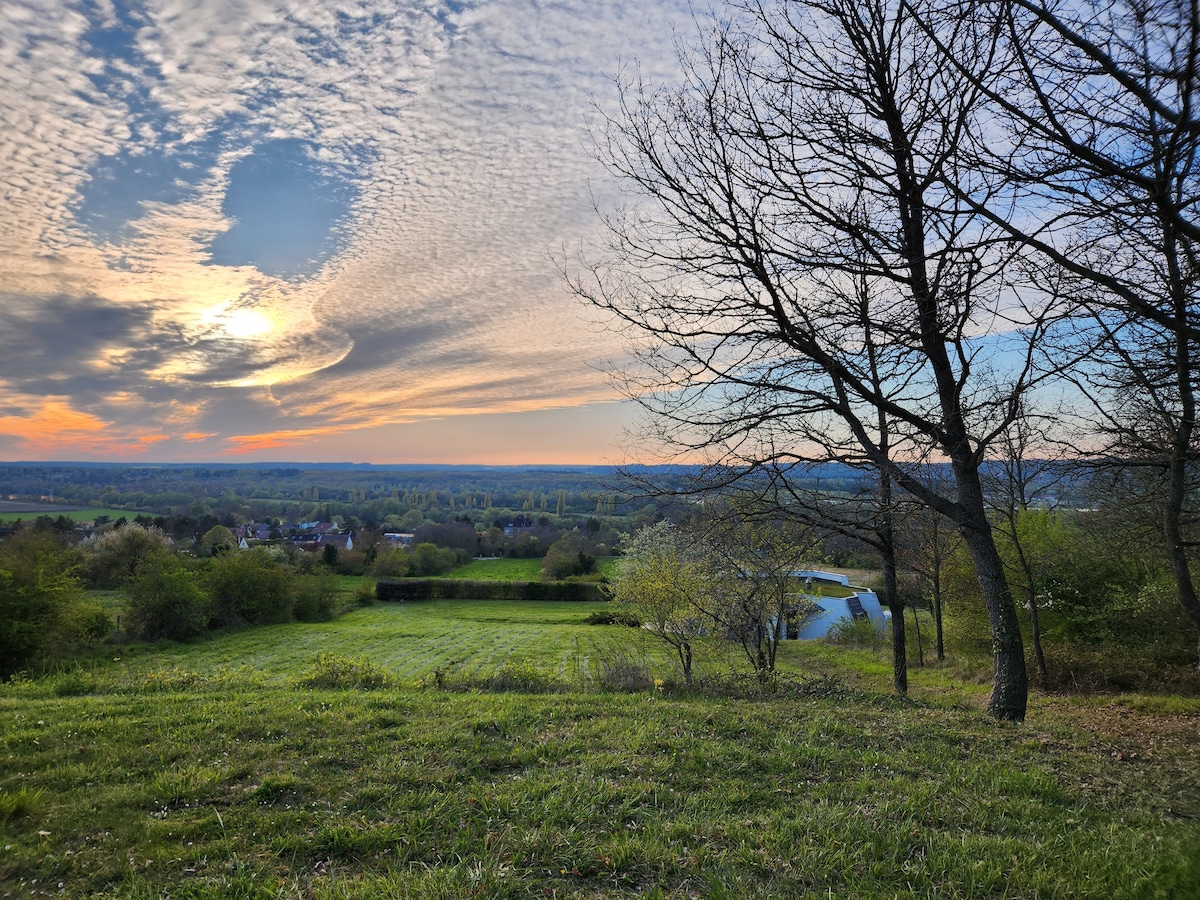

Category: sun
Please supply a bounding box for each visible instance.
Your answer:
[222,307,274,340]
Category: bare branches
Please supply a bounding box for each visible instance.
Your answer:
[578,0,1033,718]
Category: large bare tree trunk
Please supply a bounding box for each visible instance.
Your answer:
[956,486,1028,720]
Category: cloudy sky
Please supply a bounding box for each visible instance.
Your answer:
[0,0,696,464]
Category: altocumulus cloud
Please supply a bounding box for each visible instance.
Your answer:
[0,0,694,460]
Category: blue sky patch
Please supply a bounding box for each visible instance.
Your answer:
[206,139,359,280]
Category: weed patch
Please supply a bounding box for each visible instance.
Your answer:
[297,653,395,690]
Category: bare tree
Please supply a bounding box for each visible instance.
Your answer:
[578,0,1059,718]
[925,0,1200,665]
[900,472,961,662]
[697,505,823,682]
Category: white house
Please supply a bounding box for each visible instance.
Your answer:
[788,570,889,640]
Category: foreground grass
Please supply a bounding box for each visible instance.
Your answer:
[1,604,1197,898]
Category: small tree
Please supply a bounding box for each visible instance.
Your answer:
[541,530,600,580]
[610,522,709,685]
[200,525,237,557]
[371,547,412,578]
[322,543,339,569]
[699,508,821,681]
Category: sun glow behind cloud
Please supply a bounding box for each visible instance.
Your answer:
[218,307,274,341]
[0,0,695,462]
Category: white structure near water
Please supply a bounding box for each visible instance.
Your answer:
[790,570,889,640]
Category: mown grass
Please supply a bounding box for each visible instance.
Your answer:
[447,556,618,581]
[1,602,1197,898]
[0,507,134,524]
[445,557,545,580]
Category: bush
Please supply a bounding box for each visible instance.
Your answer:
[586,609,641,626]
[125,557,207,641]
[371,548,411,578]
[292,574,340,622]
[297,654,394,690]
[540,531,601,580]
[0,532,99,679]
[334,549,368,576]
[83,523,172,587]
[205,551,294,627]
[408,543,469,576]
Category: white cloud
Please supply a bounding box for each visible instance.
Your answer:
[0,0,699,460]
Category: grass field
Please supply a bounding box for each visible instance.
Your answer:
[0,507,138,524]
[1,601,1197,898]
[445,557,545,580]
[445,557,619,581]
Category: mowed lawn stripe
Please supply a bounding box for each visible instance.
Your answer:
[108,601,617,685]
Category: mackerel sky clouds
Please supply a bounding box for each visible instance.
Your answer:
[0,0,694,463]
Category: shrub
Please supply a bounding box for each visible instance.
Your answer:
[371,548,411,578]
[586,609,641,626]
[125,557,208,641]
[540,530,602,580]
[205,551,294,627]
[297,654,394,690]
[334,549,368,576]
[0,532,98,679]
[292,574,340,622]
[83,523,172,587]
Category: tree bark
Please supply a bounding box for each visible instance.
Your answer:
[957,497,1028,720]
[883,542,907,696]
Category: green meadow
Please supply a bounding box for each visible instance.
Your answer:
[0,508,135,524]
[1,600,1197,898]
[444,556,619,580]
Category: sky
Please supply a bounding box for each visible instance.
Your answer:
[0,0,698,465]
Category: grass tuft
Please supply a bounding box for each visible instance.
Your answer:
[297,653,395,690]
[0,787,45,823]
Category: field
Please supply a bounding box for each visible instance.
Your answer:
[445,557,619,580]
[1,601,1198,898]
[0,507,136,524]
[445,557,545,580]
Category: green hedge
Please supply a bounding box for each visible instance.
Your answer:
[376,579,604,603]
